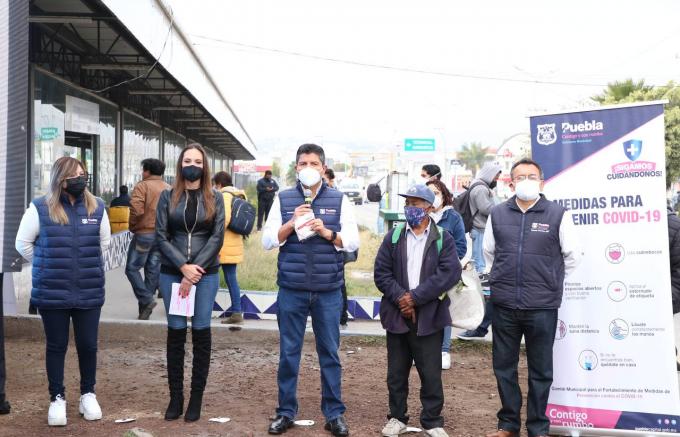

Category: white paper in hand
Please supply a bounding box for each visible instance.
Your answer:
[294,211,317,241]
[169,282,196,317]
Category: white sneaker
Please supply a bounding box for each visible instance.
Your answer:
[79,393,102,421]
[48,395,67,426]
[441,352,451,370]
[381,417,407,436]
[425,427,449,437]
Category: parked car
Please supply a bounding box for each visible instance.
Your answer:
[339,180,364,205]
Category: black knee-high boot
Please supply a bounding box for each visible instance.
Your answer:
[184,328,211,422]
[164,327,186,420]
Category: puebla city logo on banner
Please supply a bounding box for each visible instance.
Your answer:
[608,138,663,180]
[536,123,557,145]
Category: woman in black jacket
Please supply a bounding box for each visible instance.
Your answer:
[156,143,225,422]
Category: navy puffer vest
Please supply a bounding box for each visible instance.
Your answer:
[31,195,106,309]
[278,183,344,292]
[489,195,565,309]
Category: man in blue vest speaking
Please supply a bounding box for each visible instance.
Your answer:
[484,158,581,437]
[262,144,359,436]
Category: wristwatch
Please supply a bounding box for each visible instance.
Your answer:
[329,231,337,242]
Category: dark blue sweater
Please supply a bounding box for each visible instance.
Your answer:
[374,220,461,336]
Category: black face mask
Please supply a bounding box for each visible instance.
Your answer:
[64,176,87,197]
[489,180,498,189]
[182,165,203,182]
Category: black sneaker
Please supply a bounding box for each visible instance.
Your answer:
[456,328,488,341]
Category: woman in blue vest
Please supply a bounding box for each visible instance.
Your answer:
[15,156,110,426]
[155,143,225,422]
[426,179,467,371]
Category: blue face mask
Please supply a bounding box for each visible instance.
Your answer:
[404,206,428,227]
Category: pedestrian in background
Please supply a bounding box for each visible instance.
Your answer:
[374,184,461,437]
[457,161,502,341]
[324,167,353,328]
[15,156,110,426]
[262,144,358,436]
[110,185,131,207]
[156,143,225,422]
[426,179,466,370]
[126,158,170,320]
[213,171,247,325]
[420,164,441,184]
[108,185,130,234]
[324,168,336,188]
[257,170,279,231]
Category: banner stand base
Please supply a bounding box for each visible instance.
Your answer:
[551,425,679,436]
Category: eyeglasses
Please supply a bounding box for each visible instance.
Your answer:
[512,174,541,182]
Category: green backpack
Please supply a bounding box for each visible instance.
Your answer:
[391,223,448,300]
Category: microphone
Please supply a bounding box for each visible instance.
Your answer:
[304,188,312,205]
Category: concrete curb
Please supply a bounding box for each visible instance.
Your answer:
[2,315,387,345]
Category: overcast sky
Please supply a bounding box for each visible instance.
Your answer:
[166,0,680,162]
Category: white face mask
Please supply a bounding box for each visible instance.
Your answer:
[298,167,322,188]
[432,195,443,210]
[514,179,541,201]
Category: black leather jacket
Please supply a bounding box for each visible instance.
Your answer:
[156,188,225,271]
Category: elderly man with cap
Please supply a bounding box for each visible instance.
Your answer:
[374,185,462,437]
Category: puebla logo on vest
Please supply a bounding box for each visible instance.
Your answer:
[530,222,550,233]
[319,208,338,215]
[81,218,99,225]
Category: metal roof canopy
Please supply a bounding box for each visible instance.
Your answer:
[29,0,256,160]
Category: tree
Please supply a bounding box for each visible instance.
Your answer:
[591,80,680,187]
[286,161,297,186]
[457,142,490,174]
[271,161,281,178]
[592,79,653,104]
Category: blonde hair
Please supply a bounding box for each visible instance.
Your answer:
[46,156,98,225]
[171,143,215,221]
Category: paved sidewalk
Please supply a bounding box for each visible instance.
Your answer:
[11,264,487,340]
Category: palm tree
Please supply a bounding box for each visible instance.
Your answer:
[592,79,652,104]
[457,142,489,174]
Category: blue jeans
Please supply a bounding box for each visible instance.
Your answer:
[125,233,161,306]
[441,326,451,352]
[470,228,485,273]
[159,272,219,330]
[276,287,345,421]
[221,264,241,313]
[40,308,101,400]
[491,305,557,437]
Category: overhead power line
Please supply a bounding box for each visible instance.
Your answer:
[189,34,677,88]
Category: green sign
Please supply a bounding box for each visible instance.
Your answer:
[40,127,59,140]
[404,138,435,152]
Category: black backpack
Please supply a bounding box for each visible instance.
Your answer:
[366,183,382,202]
[227,192,256,236]
[452,181,486,233]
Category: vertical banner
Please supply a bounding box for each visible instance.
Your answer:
[531,102,680,435]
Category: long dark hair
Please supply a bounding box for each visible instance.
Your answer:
[426,179,453,207]
[171,143,215,221]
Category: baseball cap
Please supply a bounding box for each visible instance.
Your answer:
[398,184,435,205]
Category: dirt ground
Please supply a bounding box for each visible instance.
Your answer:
[0,330,531,437]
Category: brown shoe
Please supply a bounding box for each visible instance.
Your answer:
[221,312,244,324]
[486,430,519,437]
